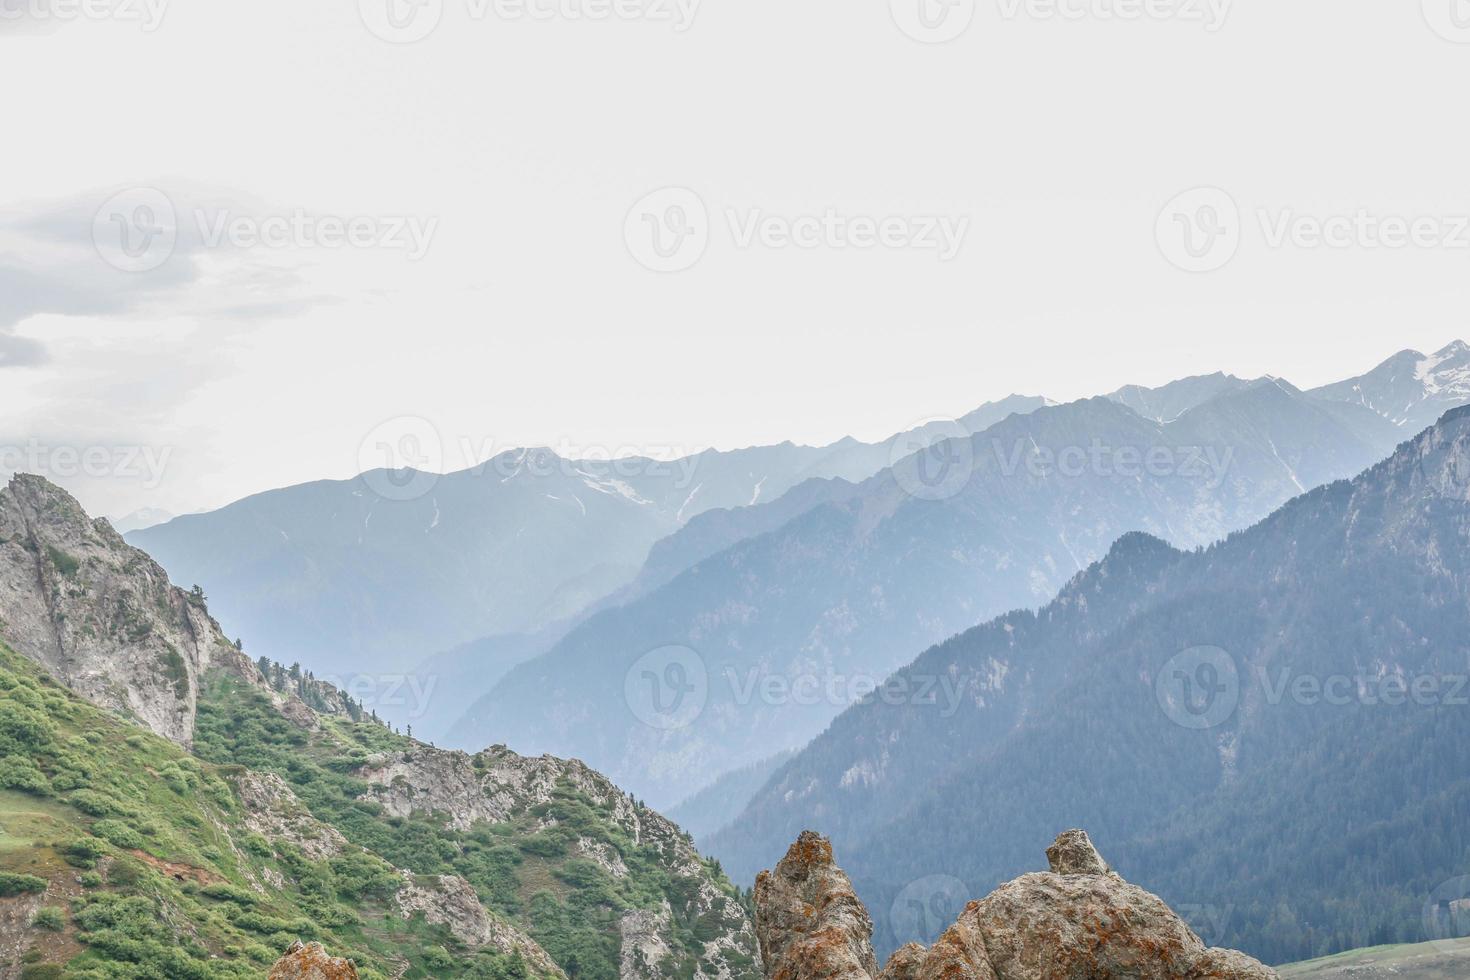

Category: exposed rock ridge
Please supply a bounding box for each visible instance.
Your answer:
[0,475,367,745]
[0,474,267,745]
[756,830,1277,980]
[355,742,758,978]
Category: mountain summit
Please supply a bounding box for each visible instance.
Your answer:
[1310,339,1470,432]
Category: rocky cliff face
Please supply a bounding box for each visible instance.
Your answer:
[0,474,265,745]
[0,475,371,747]
[756,830,1277,980]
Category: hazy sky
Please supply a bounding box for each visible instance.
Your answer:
[2,0,1467,518]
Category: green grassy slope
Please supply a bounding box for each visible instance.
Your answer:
[0,643,552,979]
[1280,938,1470,978]
[193,671,759,980]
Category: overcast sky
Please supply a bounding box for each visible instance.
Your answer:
[2,0,1467,518]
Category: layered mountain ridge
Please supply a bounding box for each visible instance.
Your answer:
[447,370,1430,810]
[708,404,1470,966]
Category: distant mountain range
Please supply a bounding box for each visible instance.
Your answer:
[126,396,1051,689]
[707,404,1470,967]
[125,342,1470,801]
[443,345,1465,810]
[107,505,176,534]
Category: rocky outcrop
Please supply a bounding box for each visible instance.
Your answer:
[393,871,567,977]
[1044,827,1114,877]
[755,830,1277,980]
[268,941,359,979]
[619,902,676,979]
[357,743,758,979]
[231,771,348,861]
[0,475,266,745]
[755,831,879,980]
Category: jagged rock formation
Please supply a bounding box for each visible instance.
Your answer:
[1045,827,1114,877]
[358,743,757,979]
[755,831,879,980]
[0,474,262,745]
[756,831,1277,980]
[268,941,360,979]
[0,475,358,746]
[394,871,567,977]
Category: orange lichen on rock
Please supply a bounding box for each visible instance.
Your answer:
[755,830,1277,980]
[268,941,361,980]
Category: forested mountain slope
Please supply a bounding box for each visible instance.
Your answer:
[711,406,1470,967]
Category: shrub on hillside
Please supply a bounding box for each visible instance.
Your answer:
[0,871,47,897]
